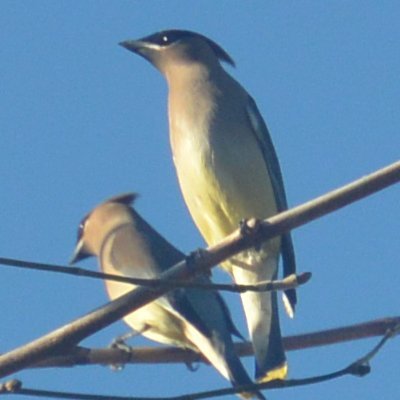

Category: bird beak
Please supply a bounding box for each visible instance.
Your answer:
[69,239,90,265]
[119,39,160,67]
[119,39,147,54]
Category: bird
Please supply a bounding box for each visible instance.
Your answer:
[70,193,264,399]
[119,30,297,382]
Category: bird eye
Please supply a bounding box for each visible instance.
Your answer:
[143,30,192,47]
[76,214,89,242]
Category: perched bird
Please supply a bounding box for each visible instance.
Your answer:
[120,30,297,382]
[70,193,263,399]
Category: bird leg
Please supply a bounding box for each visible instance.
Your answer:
[110,329,146,349]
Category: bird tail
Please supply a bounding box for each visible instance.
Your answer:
[231,255,287,382]
[224,349,266,400]
[185,324,265,399]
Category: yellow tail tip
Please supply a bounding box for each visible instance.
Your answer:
[257,362,288,383]
[238,392,257,400]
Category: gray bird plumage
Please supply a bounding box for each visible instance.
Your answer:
[70,193,264,399]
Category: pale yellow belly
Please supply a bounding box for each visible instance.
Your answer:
[173,131,281,265]
[105,277,196,350]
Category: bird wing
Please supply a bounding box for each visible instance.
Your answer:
[106,224,221,336]
[246,95,297,315]
[171,274,245,340]
[170,277,264,397]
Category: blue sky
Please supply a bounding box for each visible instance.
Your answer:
[1,1,399,399]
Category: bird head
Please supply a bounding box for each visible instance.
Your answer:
[119,29,235,75]
[69,193,138,264]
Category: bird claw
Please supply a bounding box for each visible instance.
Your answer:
[185,359,200,372]
[239,218,262,250]
[182,346,202,372]
[109,330,143,371]
[239,218,261,236]
[186,249,210,276]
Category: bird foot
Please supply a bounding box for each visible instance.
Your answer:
[239,218,261,236]
[239,218,263,250]
[183,350,202,372]
[184,360,200,372]
[108,329,145,371]
[186,249,211,277]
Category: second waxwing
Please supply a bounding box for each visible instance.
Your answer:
[70,193,264,399]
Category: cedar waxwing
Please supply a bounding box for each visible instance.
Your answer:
[119,30,297,382]
[70,193,264,399]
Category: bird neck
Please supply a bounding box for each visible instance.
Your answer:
[164,60,223,90]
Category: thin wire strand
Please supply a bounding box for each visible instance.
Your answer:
[0,257,310,293]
